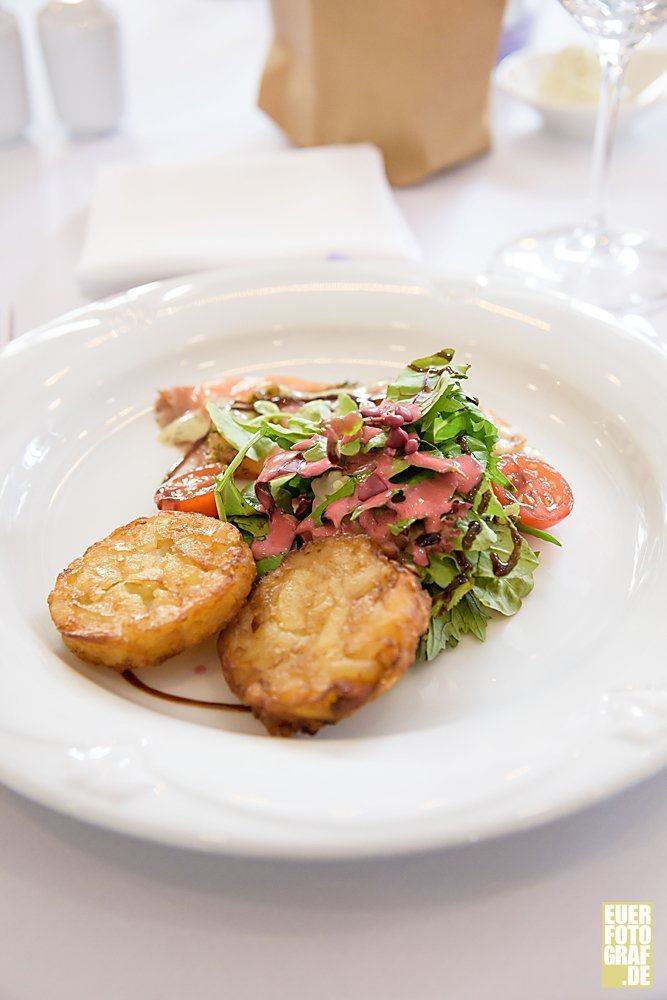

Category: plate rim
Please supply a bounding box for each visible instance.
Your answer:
[1,260,665,858]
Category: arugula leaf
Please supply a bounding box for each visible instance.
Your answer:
[335,392,358,416]
[457,517,498,552]
[388,517,418,535]
[418,614,447,661]
[217,478,257,518]
[425,553,459,589]
[431,411,470,443]
[311,469,352,506]
[417,593,491,660]
[311,473,356,524]
[364,429,387,450]
[241,482,263,512]
[303,437,328,463]
[233,515,269,545]
[268,472,299,511]
[253,400,281,416]
[207,403,274,463]
[408,348,455,370]
[518,523,562,547]
[255,554,285,577]
[473,484,503,518]
[471,525,539,616]
[444,593,491,647]
[214,431,263,520]
[294,399,332,424]
[386,365,462,415]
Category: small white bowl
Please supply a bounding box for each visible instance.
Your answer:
[495,47,667,139]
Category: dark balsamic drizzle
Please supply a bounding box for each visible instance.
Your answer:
[228,385,384,412]
[460,478,483,505]
[440,551,473,609]
[461,521,481,550]
[122,670,251,713]
[477,490,491,515]
[490,523,523,577]
[415,531,441,548]
[162,435,208,483]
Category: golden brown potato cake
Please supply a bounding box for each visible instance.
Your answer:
[218,534,431,736]
[48,511,255,669]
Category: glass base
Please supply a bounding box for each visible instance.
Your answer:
[491,226,667,314]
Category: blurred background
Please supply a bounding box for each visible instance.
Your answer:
[1,0,666,335]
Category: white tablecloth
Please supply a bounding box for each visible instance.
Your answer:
[0,2,665,997]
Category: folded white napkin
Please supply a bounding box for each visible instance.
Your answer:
[77,144,421,295]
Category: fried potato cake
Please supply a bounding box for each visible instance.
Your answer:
[48,510,255,669]
[218,534,431,736]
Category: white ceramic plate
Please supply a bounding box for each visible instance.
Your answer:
[0,262,665,858]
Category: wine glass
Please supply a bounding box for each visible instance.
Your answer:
[493,0,667,312]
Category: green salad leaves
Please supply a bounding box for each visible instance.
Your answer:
[207,350,542,661]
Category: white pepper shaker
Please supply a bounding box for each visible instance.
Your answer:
[0,8,30,142]
[38,0,123,136]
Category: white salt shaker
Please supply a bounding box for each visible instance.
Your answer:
[0,8,30,142]
[38,0,123,136]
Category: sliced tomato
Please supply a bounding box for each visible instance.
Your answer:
[492,455,573,530]
[154,463,225,518]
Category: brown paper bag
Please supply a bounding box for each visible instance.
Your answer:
[258,0,506,186]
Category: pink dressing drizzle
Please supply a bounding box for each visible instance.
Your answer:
[394,474,457,520]
[361,426,383,444]
[326,494,358,529]
[358,509,398,551]
[292,437,316,452]
[258,450,305,483]
[323,470,461,549]
[252,510,298,559]
[295,516,337,542]
[255,448,334,510]
[405,451,482,491]
[248,398,484,559]
[412,545,429,567]
[330,412,362,437]
[299,457,334,478]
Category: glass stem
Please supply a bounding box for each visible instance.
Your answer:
[587,46,631,236]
